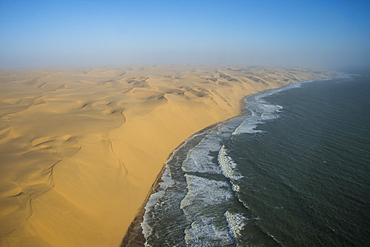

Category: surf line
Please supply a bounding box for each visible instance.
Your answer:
[119,95,252,246]
[120,76,338,246]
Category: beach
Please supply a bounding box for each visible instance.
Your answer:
[0,65,335,247]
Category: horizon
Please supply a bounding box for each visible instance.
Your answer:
[1,0,370,71]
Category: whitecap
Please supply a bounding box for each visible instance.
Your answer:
[181,174,235,246]
[182,129,222,174]
[184,216,234,246]
[232,112,263,135]
[180,174,232,209]
[224,211,247,243]
[218,145,243,180]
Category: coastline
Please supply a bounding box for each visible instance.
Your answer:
[135,74,370,246]
[120,122,221,247]
[0,66,337,247]
[120,76,337,246]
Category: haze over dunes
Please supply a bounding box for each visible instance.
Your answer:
[1,1,370,70]
[0,66,336,246]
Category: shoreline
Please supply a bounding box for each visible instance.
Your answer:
[119,87,279,246]
[128,75,370,247]
[120,122,221,247]
[120,76,340,246]
[0,66,338,247]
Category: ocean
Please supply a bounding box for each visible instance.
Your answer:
[141,74,370,247]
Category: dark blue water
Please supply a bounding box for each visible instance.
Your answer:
[142,75,370,247]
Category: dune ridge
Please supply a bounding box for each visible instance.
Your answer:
[0,65,336,247]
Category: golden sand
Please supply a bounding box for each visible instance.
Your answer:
[0,65,336,246]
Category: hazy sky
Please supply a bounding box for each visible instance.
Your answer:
[1,0,370,70]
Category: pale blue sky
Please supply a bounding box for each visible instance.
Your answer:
[1,0,369,69]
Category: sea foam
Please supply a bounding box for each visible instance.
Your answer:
[184,216,234,246]
[224,211,247,244]
[141,168,173,240]
[218,145,243,181]
[180,174,232,209]
[182,129,222,174]
[181,174,235,246]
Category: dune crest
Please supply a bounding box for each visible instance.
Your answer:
[0,66,336,247]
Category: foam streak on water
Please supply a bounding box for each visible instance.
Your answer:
[218,145,243,181]
[182,128,223,174]
[181,174,234,246]
[224,211,248,246]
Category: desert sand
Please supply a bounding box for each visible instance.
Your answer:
[0,65,336,246]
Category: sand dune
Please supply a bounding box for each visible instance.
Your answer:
[0,65,336,246]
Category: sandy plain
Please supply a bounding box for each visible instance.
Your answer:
[0,65,336,247]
